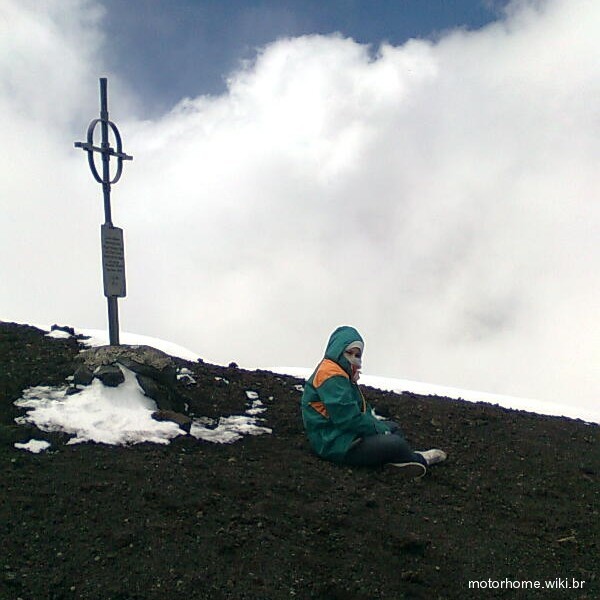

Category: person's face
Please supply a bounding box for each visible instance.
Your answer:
[345,347,362,361]
[344,347,362,381]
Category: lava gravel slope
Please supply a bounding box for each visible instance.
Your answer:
[1,322,598,599]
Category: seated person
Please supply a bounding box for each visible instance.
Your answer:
[301,326,447,478]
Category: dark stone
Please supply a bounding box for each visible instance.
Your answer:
[151,410,192,434]
[51,324,75,336]
[118,356,177,386]
[375,403,392,418]
[136,374,171,409]
[65,386,82,396]
[135,375,186,414]
[94,364,125,387]
[177,374,196,386]
[73,365,94,386]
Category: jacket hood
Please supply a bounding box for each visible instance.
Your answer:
[323,326,364,373]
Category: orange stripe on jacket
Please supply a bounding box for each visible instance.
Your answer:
[313,358,349,389]
[309,359,349,419]
[309,401,329,418]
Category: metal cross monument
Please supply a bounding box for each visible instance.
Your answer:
[75,78,133,345]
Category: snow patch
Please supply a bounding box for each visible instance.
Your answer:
[45,329,72,339]
[15,367,183,446]
[14,439,51,453]
[190,415,271,444]
[190,392,271,443]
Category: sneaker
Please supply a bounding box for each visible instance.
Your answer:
[386,461,427,479]
[415,449,447,466]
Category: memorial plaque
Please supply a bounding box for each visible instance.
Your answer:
[101,224,126,298]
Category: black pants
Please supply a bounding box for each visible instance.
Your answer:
[343,421,426,467]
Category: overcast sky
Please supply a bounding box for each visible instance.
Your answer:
[1,0,598,414]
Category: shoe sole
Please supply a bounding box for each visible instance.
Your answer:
[386,461,427,479]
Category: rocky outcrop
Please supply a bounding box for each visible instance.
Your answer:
[73,345,190,429]
[77,345,177,385]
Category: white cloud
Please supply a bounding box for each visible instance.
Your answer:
[1,0,598,411]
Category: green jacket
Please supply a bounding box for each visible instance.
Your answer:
[301,326,390,463]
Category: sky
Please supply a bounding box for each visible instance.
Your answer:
[97,0,509,117]
[1,0,598,414]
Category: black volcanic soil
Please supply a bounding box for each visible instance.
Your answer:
[1,321,598,600]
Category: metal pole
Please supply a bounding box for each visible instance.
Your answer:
[107,297,120,345]
[99,79,118,345]
[75,78,132,347]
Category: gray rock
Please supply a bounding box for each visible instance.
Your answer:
[136,374,168,405]
[118,356,176,386]
[78,345,177,385]
[73,365,94,386]
[94,364,125,387]
[151,410,192,434]
[135,374,186,413]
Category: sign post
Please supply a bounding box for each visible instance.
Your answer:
[75,78,133,345]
